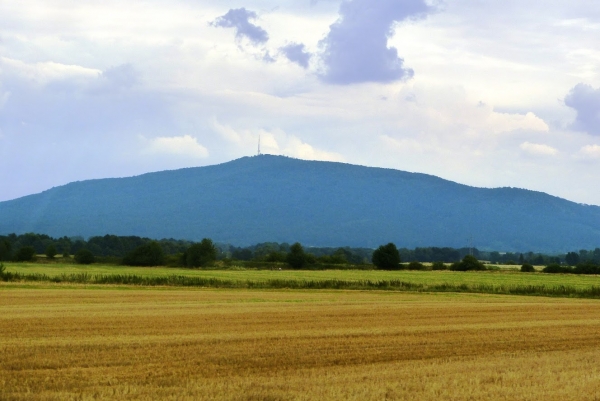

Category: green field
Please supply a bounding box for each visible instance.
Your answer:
[4,262,600,290]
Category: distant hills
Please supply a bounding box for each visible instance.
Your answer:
[1,155,599,252]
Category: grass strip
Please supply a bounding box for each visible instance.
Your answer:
[3,271,600,298]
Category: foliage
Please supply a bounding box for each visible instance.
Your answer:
[14,246,36,262]
[75,249,95,265]
[287,242,307,269]
[0,262,5,276]
[450,255,486,271]
[0,240,12,261]
[122,241,165,266]
[573,262,600,275]
[543,264,572,274]
[406,261,426,270]
[183,238,217,268]
[372,243,401,270]
[431,261,447,270]
[565,252,580,266]
[45,244,57,259]
[520,263,535,273]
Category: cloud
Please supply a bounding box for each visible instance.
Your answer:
[565,83,600,135]
[280,43,311,69]
[519,142,558,156]
[212,119,343,162]
[580,144,600,158]
[100,64,139,89]
[318,0,429,84]
[142,135,209,159]
[212,8,269,45]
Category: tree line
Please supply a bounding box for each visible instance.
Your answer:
[1,232,599,271]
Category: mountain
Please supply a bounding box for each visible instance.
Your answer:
[1,155,599,252]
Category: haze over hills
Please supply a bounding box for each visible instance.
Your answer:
[1,155,599,253]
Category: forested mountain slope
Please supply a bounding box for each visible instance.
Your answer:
[1,155,599,252]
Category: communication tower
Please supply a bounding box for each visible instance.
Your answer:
[257,135,261,156]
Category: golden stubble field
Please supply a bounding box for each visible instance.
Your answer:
[2,284,600,400]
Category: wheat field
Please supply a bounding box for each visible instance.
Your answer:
[2,283,600,400]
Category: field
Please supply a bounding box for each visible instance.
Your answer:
[5,262,600,291]
[3,283,600,400]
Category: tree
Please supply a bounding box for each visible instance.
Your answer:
[450,255,486,271]
[0,240,11,261]
[14,246,36,262]
[75,249,95,265]
[184,238,217,267]
[122,241,165,266]
[520,263,535,273]
[565,252,580,266]
[45,244,57,259]
[287,242,307,269]
[372,243,401,270]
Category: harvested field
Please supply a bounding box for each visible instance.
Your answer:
[2,283,600,400]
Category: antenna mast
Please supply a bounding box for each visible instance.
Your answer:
[257,135,261,156]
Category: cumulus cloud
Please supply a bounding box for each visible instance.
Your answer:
[318,0,429,84]
[212,118,343,162]
[520,142,558,156]
[280,43,311,69]
[565,83,600,136]
[580,144,600,158]
[141,135,209,159]
[212,8,269,45]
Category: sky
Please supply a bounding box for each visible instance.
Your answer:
[1,0,600,204]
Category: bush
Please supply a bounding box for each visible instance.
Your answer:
[14,246,36,262]
[372,243,401,270]
[122,241,165,266]
[287,242,307,269]
[45,244,57,259]
[0,262,5,276]
[407,261,426,270]
[542,263,572,274]
[573,262,600,275]
[520,263,535,272]
[75,249,95,265]
[450,255,486,271]
[183,238,217,268]
[0,240,11,261]
[431,261,447,270]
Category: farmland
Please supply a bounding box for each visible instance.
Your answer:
[5,262,600,289]
[2,283,600,400]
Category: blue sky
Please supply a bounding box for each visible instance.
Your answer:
[1,0,600,204]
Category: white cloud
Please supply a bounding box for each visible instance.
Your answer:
[141,135,209,159]
[0,57,100,85]
[580,144,600,158]
[212,119,342,162]
[520,142,559,156]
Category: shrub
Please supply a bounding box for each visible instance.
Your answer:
[573,262,600,275]
[0,262,5,276]
[542,264,572,274]
[520,263,535,273]
[407,261,426,270]
[123,241,165,266]
[14,246,36,262]
[183,238,217,268]
[287,242,307,269]
[45,244,57,259]
[75,249,95,265]
[450,255,486,271]
[0,240,11,261]
[431,261,447,270]
[372,243,401,270]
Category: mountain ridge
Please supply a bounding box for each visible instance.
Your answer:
[1,155,599,252]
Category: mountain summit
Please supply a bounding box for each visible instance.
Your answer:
[1,155,599,252]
